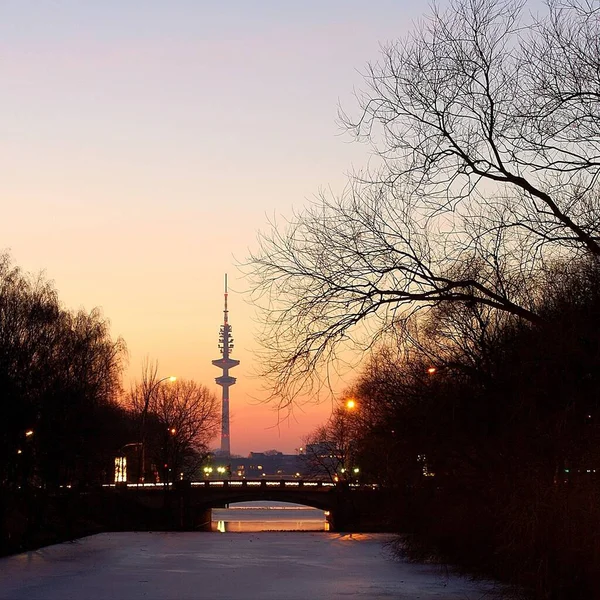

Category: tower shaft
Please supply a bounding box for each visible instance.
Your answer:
[212,274,239,456]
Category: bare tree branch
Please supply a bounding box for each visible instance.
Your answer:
[244,0,600,406]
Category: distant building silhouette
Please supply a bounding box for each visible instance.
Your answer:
[226,451,304,479]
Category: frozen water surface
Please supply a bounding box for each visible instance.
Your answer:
[0,532,504,599]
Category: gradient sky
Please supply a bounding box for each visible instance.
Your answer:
[1,0,427,455]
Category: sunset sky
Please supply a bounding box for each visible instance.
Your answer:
[1,1,425,455]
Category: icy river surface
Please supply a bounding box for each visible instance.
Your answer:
[0,500,503,599]
[0,530,505,600]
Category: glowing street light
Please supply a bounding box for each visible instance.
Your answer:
[345,398,357,410]
[427,367,437,375]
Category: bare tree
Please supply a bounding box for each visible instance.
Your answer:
[152,380,219,481]
[0,252,127,487]
[301,402,362,481]
[344,0,600,254]
[245,0,600,405]
[128,358,159,413]
[128,358,167,482]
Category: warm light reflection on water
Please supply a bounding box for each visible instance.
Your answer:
[212,501,328,532]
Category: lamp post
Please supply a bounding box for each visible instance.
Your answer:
[139,375,176,483]
[163,426,178,487]
[342,398,359,480]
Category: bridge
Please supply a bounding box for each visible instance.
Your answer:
[101,479,389,532]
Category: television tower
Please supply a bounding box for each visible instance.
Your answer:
[212,274,239,456]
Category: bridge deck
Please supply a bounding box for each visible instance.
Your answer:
[104,479,371,491]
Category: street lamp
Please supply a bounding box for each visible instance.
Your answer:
[341,398,359,480]
[139,375,176,483]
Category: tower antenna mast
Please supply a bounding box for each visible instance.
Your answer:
[212,274,239,456]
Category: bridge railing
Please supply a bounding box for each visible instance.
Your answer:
[101,479,378,491]
[189,480,337,489]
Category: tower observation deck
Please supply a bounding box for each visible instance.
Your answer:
[211,274,239,456]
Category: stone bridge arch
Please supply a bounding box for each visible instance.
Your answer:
[189,490,337,513]
[106,480,388,532]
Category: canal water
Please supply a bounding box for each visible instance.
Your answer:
[0,501,508,599]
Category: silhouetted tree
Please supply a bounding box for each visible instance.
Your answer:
[302,400,363,481]
[129,374,219,482]
[245,0,600,405]
[0,253,126,489]
[154,380,219,481]
[36,308,126,486]
[342,256,600,598]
